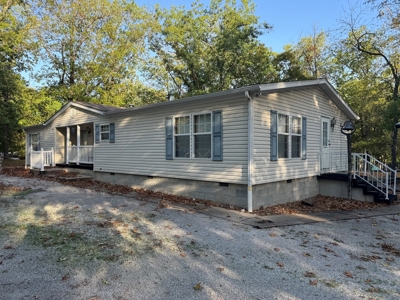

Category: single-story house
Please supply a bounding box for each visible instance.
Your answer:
[24,78,359,211]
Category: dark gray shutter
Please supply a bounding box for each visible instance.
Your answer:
[95,125,99,143]
[37,133,41,149]
[212,111,223,161]
[110,123,115,143]
[270,110,278,161]
[165,117,173,160]
[302,116,307,160]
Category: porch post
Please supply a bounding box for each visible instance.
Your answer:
[76,125,80,165]
[66,126,70,163]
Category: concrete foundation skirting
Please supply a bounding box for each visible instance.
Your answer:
[94,172,322,209]
[319,179,374,202]
[92,172,375,209]
[94,172,248,207]
[253,177,320,208]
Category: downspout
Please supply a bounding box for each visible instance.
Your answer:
[245,91,254,213]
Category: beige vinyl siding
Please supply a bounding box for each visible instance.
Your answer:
[253,87,348,184]
[94,95,249,184]
[26,106,109,163]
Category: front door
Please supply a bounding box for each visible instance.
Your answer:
[321,117,330,170]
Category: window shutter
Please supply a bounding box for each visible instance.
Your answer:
[212,111,223,161]
[302,116,307,160]
[95,125,100,143]
[270,110,278,161]
[165,117,173,160]
[110,123,115,143]
[37,133,41,149]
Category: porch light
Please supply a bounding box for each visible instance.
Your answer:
[330,117,336,131]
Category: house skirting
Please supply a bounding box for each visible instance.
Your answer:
[94,172,320,209]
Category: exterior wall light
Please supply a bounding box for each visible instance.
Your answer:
[330,117,336,132]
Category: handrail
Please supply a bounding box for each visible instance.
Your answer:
[352,153,396,200]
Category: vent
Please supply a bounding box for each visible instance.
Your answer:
[219,182,229,187]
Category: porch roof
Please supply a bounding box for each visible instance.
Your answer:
[23,101,126,130]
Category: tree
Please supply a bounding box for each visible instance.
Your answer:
[273,30,330,81]
[28,0,151,106]
[147,0,275,98]
[340,2,400,167]
[0,0,29,158]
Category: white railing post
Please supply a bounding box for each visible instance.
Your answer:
[40,148,45,172]
[385,172,389,200]
[29,145,33,170]
[363,153,367,176]
[394,170,397,196]
[353,153,356,179]
[51,147,55,166]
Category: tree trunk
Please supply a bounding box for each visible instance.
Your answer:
[3,124,9,159]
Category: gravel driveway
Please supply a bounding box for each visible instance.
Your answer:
[1,174,400,300]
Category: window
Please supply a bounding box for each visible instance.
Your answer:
[278,114,289,158]
[31,134,39,151]
[291,116,302,158]
[174,113,212,159]
[100,124,110,141]
[174,116,190,158]
[277,113,302,159]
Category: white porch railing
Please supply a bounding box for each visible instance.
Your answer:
[67,146,94,164]
[352,153,397,200]
[329,151,348,173]
[321,151,348,173]
[30,146,55,171]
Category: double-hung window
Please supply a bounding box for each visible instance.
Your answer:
[278,114,289,158]
[174,113,212,159]
[100,124,110,141]
[271,111,306,161]
[291,116,302,158]
[95,123,115,143]
[174,116,191,158]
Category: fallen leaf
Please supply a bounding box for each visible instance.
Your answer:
[365,278,372,283]
[216,267,224,272]
[3,245,13,249]
[344,271,353,278]
[180,253,187,257]
[302,252,311,257]
[193,283,203,291]
[269,233,277,237]
[165,225,172,230]
[62,275,70,281]
[304,271,316,278]
[274,248,280,251]
[309,279,318,285]
[276,262,284,268]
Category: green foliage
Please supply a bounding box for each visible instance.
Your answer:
[148,0,276,97]
[28,0,151,105]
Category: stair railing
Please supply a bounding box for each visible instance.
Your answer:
[352,153,396,200]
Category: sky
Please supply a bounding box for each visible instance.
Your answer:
[136,0,367,52]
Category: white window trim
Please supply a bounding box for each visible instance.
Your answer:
[173,112,213,159]
[100,123,110,141]
[277,113,303,159]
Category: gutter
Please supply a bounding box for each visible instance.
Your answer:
[245,91,254,213]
